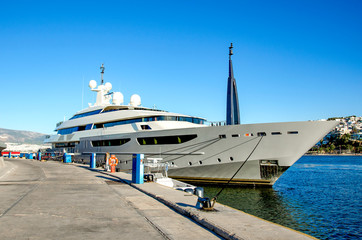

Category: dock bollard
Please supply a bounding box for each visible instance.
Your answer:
[90,153,96,169]
[132,154,144,184]
[197,197,212,209]
[63,153,71,163]
[195,187,205,209]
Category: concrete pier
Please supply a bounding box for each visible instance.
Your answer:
[0,158,314,240]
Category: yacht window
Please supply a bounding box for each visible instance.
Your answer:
[91,138,130,147]
[232,134,240,137]
[78,125,86,131]
[58,126,78,135]
[96,115,205,129]
[93,123,104,129]
[137,134,197,145]
[62,115,205,134]
[257,132,267,136]
[54,142,79,148]
[69,109,102,120]
[287,131,299,135]
[271,132,282,135]
[219,134,226,139]
[141,125,151,130]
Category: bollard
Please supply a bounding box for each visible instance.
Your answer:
[195,187,204,209]
[184,188,194,194]
[37,152,41,161]
[63,153,71,163]
[90,153,96,169]
[132,154,144,184]
[194,187,204,198]
[9,152,12,158]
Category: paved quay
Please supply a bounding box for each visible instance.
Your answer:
[0,158,315,240]
[0,158,220,240]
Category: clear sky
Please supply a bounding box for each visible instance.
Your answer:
[0,0,361,134]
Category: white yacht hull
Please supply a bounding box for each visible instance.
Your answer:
[71,120,337,186]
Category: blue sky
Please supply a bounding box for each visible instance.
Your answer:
[0,0,361,134]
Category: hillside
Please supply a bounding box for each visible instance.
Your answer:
[0,128,47,145]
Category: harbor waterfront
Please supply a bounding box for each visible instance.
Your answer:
[0,158,314,239]
[203,155,362,240]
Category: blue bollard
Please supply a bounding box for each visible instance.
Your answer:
[90,153,96,168]
[132,154,144,184]
[63,153,71,163]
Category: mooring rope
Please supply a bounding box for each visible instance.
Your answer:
[211,135,264,205]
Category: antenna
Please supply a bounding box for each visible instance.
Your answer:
[100,63,105,85]
[229,43,233,59]
[81,75,84,109]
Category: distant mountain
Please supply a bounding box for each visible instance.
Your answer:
[0,128,47,144]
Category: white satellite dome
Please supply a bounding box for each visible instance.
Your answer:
[130,94,141,106]
[89,80,97,89]
[112,92,124,105]
[104,82,112,91]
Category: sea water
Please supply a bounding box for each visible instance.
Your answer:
[203,156,362,239]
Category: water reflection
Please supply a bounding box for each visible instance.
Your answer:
[203,186,302,229]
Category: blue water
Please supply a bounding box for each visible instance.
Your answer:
[203,156,362,239]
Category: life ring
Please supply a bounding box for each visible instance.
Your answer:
[108,155,119,166]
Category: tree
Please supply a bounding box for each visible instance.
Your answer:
[330,144,336,153]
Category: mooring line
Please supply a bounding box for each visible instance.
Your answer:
[211,136,264,203]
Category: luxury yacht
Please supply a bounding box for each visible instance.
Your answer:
[45,47,337,186]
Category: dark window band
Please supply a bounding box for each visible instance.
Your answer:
[54,142,78,148]
[69,109,102,120]
[137,134,197,145]
[58,116,204,135]
[92,138,131,147]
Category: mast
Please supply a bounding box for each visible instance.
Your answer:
[226,43,240,125]
[100,63,105,85]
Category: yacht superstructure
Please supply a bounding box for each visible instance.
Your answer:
[46,50,337,186]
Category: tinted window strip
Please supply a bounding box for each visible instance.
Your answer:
[271,132,282,135]
[137,134,197,145]
[69,109,102,120]
[92,138,131,147]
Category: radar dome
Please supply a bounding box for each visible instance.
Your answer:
[130,94,141,106]
[89,80,97,89]
[112,92,124,105]
[104,82,112,91]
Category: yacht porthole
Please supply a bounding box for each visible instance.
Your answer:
[172,162,174,165]
[199,161,203,165]
[230,157,234,161]
[189,162,192,166]
[217,158,221,162]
